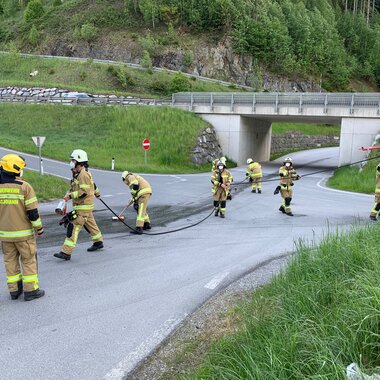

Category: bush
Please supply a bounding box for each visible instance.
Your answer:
[150,78,170,94]
[28,24,40,47]
[183,51,193,68]
[108,65,136,89]
[141,50,153,73]
[80,23,97,42]
[169,72,190,93]
[24,0,44,23]
[52,0,62,6]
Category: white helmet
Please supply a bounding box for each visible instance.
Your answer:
[70,149,88,163]
[219,156,227,165]
[247,158,253,164]
[283,157,292,164]
[121,171,129,180]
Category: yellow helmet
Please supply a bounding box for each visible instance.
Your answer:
[0,154,26,174]
[121,171,130,181]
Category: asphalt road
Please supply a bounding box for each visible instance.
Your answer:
[0,147,374,380]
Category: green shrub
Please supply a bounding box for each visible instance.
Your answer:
[169,72,190,93]
[141,50,153,73]
[80,23,97,42]
[52,0,62,6]
[108,65,136,89]
[79,70,87,81]
[150,78,170,94]
[28,24,40,47]
[24,0,44,23]
[183,51,193,68]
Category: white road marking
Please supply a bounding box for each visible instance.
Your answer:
[317,177,372,197]
[103,314,187,380]
[101,194,113,198]
[205,271,229,290]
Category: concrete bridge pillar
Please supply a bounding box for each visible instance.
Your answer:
[200,114,272,165]
[339,118,380,166]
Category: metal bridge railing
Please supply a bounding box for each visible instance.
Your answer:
[172,92,380,115]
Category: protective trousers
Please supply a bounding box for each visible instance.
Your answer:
[251,177,262,191]
[1,239,39,292]
[213,187,228,214]
[61,211,102,255]
[136,194,151,228]
[370,194,380,218]
[280,187,293,214]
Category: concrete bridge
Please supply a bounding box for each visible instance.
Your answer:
[172,92,380,166]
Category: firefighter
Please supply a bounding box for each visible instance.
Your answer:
[122,171,152,234]
[246,158,263,193]
[54,149,103,260]
[274,157,301,216]
[0,154,45,301]
[369,163,380,221]
[211,161,233,218]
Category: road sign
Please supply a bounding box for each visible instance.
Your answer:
[142,139,150,150]
[32,136,46,148]
[32,136,46,175]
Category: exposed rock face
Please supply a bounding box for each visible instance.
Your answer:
[191,127,223,165]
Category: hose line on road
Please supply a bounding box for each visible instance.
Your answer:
[99,198,217,236]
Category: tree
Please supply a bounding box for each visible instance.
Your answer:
[28,24,40,47]
[24,0,44,23]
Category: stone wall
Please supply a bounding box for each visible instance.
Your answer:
[192,127,223,165]
[271,131,340,156]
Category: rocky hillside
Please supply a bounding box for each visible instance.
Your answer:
[0,0,379,92]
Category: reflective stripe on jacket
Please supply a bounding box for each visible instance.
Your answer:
[70,167,97,211]
[211,169,233,194]
[279,165,298,190]
[124,173,152,199]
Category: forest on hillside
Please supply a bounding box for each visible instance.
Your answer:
[0,0,379,90]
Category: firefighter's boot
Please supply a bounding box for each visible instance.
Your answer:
[143,222,151,230]
[54,251,71,260]
[286,212,294,217]
[251,189,256,193]
[130,227,143,235]
[220,212,225,218]
[370,215,377,221]
[87,241,104,252]
[10,280,23,300]
[24,288,45,301]
[258,189,262,194]
[279,206,286,214]
[214,210,219,217]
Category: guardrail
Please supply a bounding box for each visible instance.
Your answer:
[0,93,172,106]
[172,92,380,114]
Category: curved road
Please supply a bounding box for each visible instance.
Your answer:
[0,147,373,380]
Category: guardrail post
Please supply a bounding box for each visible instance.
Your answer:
[275,93,279,114]
[324,94,328,114]
[350,94,354,115]
[231,93,234,112]
[252,94,256,113]
[190,93,194,111]
[210,93,213,111]
[298,94,303,114]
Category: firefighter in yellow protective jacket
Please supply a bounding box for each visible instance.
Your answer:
[211,161,232,218]
[122,171,152,234]
[274,157,301,216]
[211,156,226,172]
[54,149,103,260]
[246,158,263,193]
[0,154,45,301]
[369,163,380,221]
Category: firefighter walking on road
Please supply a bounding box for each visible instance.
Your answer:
[211,161,232,218]
[246,158,263,193]
[54,149,103,261]
[122,171,152,234]
[369,163,380,221]
[274,157,301,216]
[0,154,45,301]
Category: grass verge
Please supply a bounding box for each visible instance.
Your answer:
[327,151,380,194]
[22,169,69,201]
[272,122,340,136]
[181,224,380,379]
[0,103,212,174]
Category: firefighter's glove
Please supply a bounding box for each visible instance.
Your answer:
[133,201,139,212]
[249,177,253,183]
[59,215,70,228]
[67,210,78,222]
[37,227,44,236]
[227,193,232,201]
[296,175,301,180]
[274,185,281,195]
[63,192,70,202]
[95,192,101,198]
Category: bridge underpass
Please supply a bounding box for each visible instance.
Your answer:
[172,92,380,166]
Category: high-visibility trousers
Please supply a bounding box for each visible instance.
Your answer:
[1,238,39,292]
[61,211,102,255]
[136,194,151,228]
[280,186,293,213]
[370,193,380,217]
[251,175,262,190]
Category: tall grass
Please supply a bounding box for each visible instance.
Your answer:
[184,225,380,379]
[327,152,380,194]
[0,103,211,173]
[22,170,69,201]
[272,122,341,136]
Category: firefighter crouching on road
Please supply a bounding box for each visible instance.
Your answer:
[274,157,301,216]
[0,154,45,301]
[246,158,263,193]
[122,171,152,235]
[369,163,380,221]
[54,149,103,261]
[211,162,232,218]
